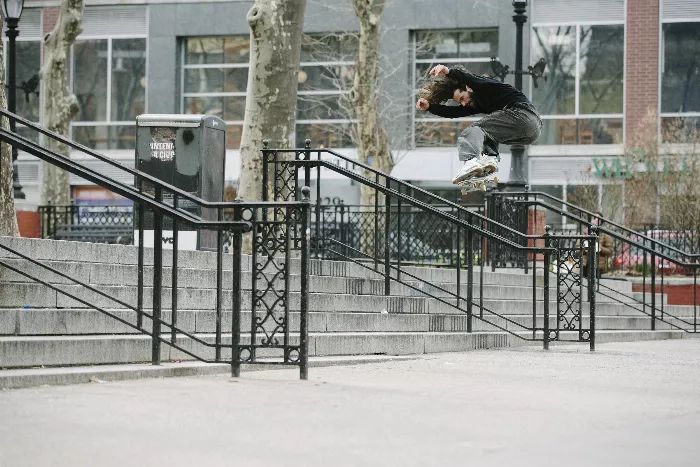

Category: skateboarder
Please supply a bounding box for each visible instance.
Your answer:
[416,65,542,188]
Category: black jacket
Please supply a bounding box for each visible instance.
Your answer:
[428,68,531,119]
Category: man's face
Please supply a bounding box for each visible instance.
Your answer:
[453,87,473,106]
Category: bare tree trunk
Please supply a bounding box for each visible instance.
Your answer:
[238,0,307,204]
[0,26,19,237]
[41,0,84,206]
[351,0,393,257]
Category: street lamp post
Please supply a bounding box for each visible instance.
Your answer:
[490,1,547,189]
[509,0,528,189]
[2,0,26,200]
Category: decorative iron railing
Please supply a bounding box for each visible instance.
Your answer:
[0,109,313,379]
[263,141,599,351]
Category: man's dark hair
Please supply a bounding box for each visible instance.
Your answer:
[419,65,469,104]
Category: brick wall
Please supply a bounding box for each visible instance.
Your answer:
[43,7,61,36]
[625,0,660,145]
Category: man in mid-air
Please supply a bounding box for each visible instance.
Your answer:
[416,64,542,186]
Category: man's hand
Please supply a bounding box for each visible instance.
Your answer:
[429,65,449,77]
[416,98,429,111]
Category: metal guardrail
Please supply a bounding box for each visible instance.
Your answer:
[0,109,313,379]
[263,141,599,351]
[489,191,699,334]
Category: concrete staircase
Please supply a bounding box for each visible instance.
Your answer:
[0,237,694,371]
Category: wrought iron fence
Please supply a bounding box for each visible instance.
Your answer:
[314,204,484,266]
[262,141,598,351]
[1,109,313,379]
[39,204,134,244]
[490,190,699,334]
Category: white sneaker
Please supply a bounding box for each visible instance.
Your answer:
[452,159,483,184]
[478,154,499,176]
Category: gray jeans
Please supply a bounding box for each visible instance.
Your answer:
[457,103,542,161]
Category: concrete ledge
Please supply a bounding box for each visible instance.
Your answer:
[0,355,419,390]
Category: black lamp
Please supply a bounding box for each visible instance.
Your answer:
[2,0,26,199]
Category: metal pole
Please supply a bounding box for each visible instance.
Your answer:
[374,174,380,271]
[6,18,25,199]
[651,243,656,331]
[152,187,163,365]
[467,214,474,333]
[384,180,391,295]
[694,266,697,333]
[508,1,529,189]
[171,194,179,345]
[215,208,224,362]
[588,227,597,352]
[300,187,312,380]
[231,200,243,377]
[456,219,461,308]
[543,225,551,350]
[137,180,145,329]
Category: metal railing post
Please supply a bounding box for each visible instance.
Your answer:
[467,213,474,333]
[651,242,656,331]
[215,208,224,362]
[137,180,145,329]
[171,194,179,345]
[384,180,391,295]
[588,226,597,352]
[543,225,551,350]
[374,173,380,271]
[300,187,312,380]
[231,199,243,377]
[152,186,163,365]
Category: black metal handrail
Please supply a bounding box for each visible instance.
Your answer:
[506,190,700,261]
[0,110,313,378]
[265,144,539,242]
[264,144,599,351]
[504,196,698,333]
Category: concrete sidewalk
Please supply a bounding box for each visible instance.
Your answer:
[1,339,700,467]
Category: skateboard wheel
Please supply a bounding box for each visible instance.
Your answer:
[493,177,499,184]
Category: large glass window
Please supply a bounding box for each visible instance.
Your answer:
[412,28,499,147]
[296,33,357,148]
[661,22,700,144]
[182,34,359,149]
[71,37,147,150]
[182,36,249,148]
[532,24,624,145]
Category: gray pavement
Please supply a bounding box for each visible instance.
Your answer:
[2,339,700,467]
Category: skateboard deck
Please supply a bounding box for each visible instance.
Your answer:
[457,175,499,194]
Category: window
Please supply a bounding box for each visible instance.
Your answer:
[181,36,249,149]
[412,28,499,147]
[531,24,624,145]
[661,22,700,144]
[182,34,359,149]
[296,33,357,148]
[71,37,147,150]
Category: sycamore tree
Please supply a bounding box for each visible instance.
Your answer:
[0,10,18,236]
[41,0,84,206]
[238,0,308,203]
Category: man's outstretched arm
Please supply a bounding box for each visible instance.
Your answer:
[416,97,478,118]
[430,64,480,89]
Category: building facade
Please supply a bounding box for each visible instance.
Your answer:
[11,0,700,211]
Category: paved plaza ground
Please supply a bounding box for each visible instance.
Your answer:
[1,339,700,466]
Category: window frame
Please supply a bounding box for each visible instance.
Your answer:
[530,20,626,146]
[658,19,700,144]
[69,33,149,149]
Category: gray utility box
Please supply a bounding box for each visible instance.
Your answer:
[134,114,226,251]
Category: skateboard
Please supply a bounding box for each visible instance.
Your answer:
[458,175,499,194]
